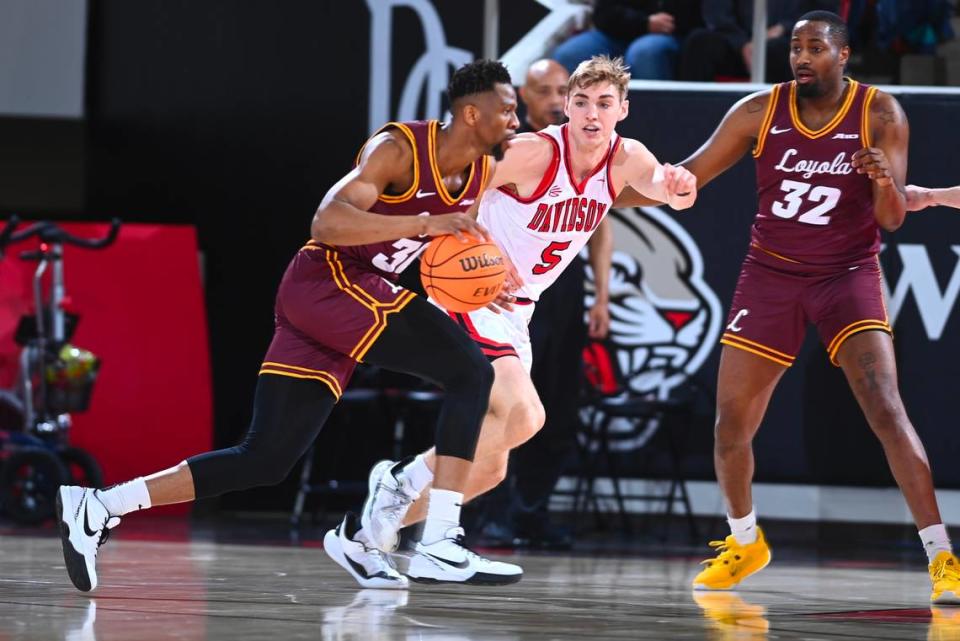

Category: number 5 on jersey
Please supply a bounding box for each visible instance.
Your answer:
[533,240,572,275]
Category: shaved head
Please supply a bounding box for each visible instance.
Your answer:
[520,58,569,131]
[524,59,568,87]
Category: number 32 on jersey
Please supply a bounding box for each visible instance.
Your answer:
[771,179,841,226]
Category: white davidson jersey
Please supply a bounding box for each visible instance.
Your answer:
[478,124,620,301]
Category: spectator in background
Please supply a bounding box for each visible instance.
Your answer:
[875,0,954,55]
[679,0,839,82]
[552,1,702,79]
[518,59,569,130]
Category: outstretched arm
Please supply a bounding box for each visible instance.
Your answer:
[586,217,613,338]
[615,139,697,210]
[613,91,769,208]
[851,91,908,231]
[905,184,960,211]
[312,131,487,245]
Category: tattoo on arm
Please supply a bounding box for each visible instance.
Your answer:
[746,98,765,114]
[871,99,897,126]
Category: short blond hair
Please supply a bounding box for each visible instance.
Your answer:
[568,55,630,100]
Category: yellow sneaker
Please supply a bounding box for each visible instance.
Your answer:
[930,551,960,605]
[692,527,772,590]
[692,592,769,639]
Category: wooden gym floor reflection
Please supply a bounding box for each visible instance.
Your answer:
[1,528,958,640]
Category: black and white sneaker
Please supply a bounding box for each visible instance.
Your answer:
[406,526,523,585]
[324,512,409,590]
[360,459,419,553]
[56,486,120,592]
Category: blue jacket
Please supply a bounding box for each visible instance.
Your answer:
[702,0,840,52]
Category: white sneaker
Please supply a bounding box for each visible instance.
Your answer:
[406,526,523,585]
[56,486,120,592]
[324,512,408,590]
[360,459,419,553]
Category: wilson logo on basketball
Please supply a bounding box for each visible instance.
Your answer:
[458,253,504,272]
[420,235,506,313]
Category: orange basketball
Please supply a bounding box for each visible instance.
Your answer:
[420,234,506,313]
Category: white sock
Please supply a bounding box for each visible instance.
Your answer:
[728,509,758,545]
[403,454,434,494]
[421,488,463,544]
[919,523,952,563]
[95,478,152,517]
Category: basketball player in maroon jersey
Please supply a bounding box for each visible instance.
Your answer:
[56,60,523,592]
[333,56,694,592]
[618,11,960,602]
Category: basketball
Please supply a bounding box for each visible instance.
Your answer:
[420,234,507,312]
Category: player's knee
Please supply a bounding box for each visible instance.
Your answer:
[242,443,301,487]
[509,398,546,448]
[714,403,756,446]
[473,354,495,394]
[449,350,494,397]
[863,395,908,436]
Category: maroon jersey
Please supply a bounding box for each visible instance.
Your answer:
[751,79,880,267]
[328,120,489,280]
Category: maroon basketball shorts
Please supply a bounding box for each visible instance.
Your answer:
[260,244,415,398]
[720,248,891,367]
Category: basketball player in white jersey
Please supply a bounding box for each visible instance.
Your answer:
[906,184,960,211]
[326,56,695,587]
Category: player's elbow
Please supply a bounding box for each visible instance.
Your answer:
[878,211,906,232]
[310,209,337,243]
[880,220,903,233]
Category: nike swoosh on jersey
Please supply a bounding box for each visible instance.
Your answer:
[770,126,792,135]
[416,190,436,198]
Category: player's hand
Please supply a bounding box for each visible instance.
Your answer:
[423,213,492,243]
[501,252,524,293]
[587,302,610,339]
[648,12,675,34]
[852,148,894,187]
[486,290,516,314]
[664,163,697,209]
[905,185,935,212]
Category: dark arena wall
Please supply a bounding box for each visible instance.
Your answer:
[5,1,956,511]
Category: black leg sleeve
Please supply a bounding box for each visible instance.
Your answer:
[187,374,336,500]
[363,295,493,461]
